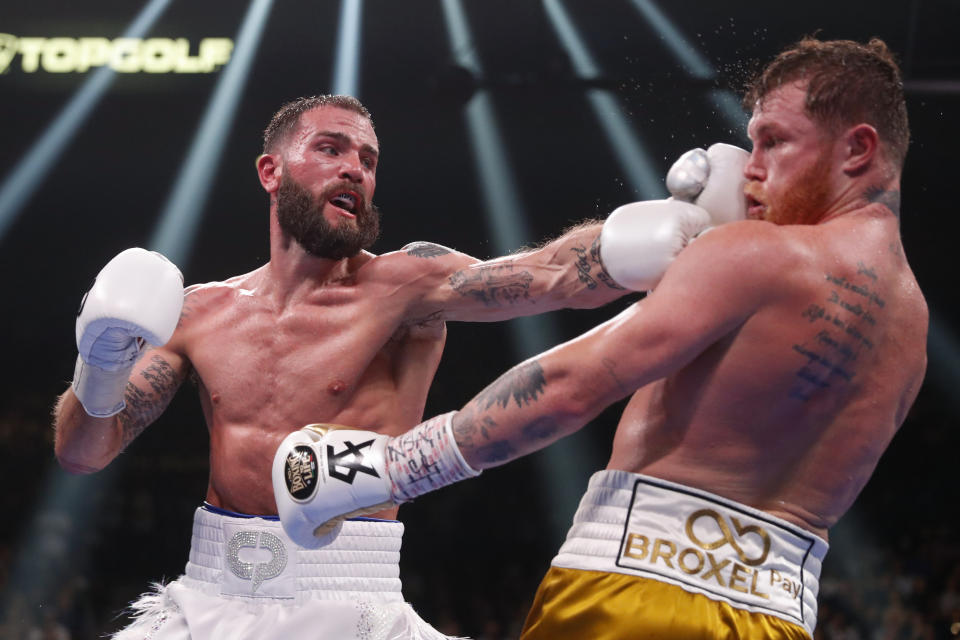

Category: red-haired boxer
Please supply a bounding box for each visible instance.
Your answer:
[279,38,927,640]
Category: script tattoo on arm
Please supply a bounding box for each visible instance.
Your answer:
[116,355,183,450]
[569,236,627,292]
[404,242,452,258]
[789,268,886,402]
[449,264,534,307]
[865,186,901,218]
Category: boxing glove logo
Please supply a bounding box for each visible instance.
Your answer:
[326,439,380,484]
[284,445,318,501]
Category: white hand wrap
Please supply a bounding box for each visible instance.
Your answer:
[599,199,712,291]
[666,142,750,225]
[272,412,480,548]
[72,248,183,417]
[385,412,481,502]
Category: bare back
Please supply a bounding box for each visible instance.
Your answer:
[608,206,927,538]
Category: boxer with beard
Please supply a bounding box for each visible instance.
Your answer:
[53,93,688,639]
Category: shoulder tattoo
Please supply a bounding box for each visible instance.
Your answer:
[404,242,453,258]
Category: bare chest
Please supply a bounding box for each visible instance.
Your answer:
[185,295,411,426]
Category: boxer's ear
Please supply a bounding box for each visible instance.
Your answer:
[257,153,281,193]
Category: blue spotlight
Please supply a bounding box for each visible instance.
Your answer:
[626,0,749,142]
[0,0,173,245]
[330,0,364,96]
[543,0,665,199]
[626,0,713,80]
[442,0,599,547]
[149,0,274,267]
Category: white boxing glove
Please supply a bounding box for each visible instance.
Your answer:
[599,199,712,291]
[666,142,749,225]
[273,413,480,548]
[72,248,184,417]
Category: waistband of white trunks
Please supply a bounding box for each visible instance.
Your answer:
[183,504,405,603]
[551,470,829,639]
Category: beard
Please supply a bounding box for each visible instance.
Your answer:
[276,173,380,259]
[762,152,834,225]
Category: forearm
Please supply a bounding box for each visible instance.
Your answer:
[511,222,627,310]
[54,388,125,473]
[449,348,625,470]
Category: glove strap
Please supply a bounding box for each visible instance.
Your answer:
[386,412,481,502]
[72,355,131,417]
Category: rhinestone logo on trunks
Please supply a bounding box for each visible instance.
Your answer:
[226,531,287,593]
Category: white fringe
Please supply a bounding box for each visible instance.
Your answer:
[111,581,178,640]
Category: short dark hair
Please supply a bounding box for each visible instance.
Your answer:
[743,37,909,168]
[262,95,373,154]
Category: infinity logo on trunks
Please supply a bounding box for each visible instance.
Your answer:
[226,531,287,594]
[685,508,771,566]
[0,34,232,74]
[327,439,381,484]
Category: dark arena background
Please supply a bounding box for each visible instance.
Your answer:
[1,1,958,638]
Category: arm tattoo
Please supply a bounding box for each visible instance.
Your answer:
[589,235,626,291]
[865,186,901,217]
[405,242,452,258]
[116,355,182,450]
[177,293,200,329]
[449,265,534,307]
[475,361,546,410]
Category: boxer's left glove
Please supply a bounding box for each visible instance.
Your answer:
[273,412,480,548]
[72,248,184,417]
[666,142,750,225]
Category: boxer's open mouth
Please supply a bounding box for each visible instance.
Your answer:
[746,194,765,218]
[329,192,358,217]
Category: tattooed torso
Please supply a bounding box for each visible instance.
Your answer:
[116,233,619,516]
[608,203,927,538]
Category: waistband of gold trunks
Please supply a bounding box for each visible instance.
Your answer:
[551,470,829,639]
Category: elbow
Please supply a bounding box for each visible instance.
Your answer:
[54,439,107,475]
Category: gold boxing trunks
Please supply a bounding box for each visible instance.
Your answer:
[521,470,829,639]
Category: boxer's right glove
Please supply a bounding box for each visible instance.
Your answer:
[273,412,480,548]
[666,142,750,224]
[72,248,184,417]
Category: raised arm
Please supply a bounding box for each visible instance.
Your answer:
[53,249,186,473]
[54,345,190,473]
[399,142,751,324]
[398,222,627,324]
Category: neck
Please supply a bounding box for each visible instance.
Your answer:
[264,209,360,301]
[817,169,901,225]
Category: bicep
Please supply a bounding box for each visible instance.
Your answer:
[115,346,190,449]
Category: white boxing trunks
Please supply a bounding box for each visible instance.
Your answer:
[112,504,459,640]
[522,470,830,640]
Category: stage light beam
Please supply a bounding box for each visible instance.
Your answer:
[330,0,363,97]
[148,0,274,267]
[543,0,665,199]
